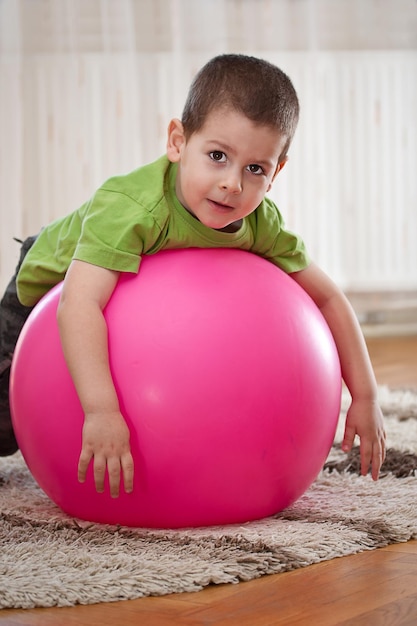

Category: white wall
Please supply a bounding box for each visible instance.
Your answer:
[1,0,416,293]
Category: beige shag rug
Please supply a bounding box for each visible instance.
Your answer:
[1,386,416,609]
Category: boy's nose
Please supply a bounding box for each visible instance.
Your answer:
[220,171,242,194]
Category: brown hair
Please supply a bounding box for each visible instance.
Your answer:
[181,54,300,160]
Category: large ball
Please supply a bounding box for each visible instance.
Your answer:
[10,249,341,528]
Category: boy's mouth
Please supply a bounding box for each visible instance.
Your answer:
[207,199,235,213]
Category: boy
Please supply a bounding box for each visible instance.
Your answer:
[0,54,386,498]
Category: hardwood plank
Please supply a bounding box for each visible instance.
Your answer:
[167,546,417,626]
[366,335,417,388]
[337,595,417,626]
[384,541,417,554]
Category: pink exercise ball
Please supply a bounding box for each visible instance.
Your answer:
[10,249,341,529]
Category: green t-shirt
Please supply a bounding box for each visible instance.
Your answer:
[17,155,310,306]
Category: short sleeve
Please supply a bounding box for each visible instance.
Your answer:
[73,188,164,273]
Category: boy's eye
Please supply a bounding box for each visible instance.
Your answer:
[247,164,264,175]
[209,151,226,163]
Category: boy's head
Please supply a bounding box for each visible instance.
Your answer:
[167,54,299,232]
[181,54,299,161]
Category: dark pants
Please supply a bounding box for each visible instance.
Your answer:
[0,236,37,455]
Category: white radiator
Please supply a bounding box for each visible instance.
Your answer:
[1,51,416,293]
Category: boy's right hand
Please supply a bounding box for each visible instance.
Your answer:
[78,411,134,498]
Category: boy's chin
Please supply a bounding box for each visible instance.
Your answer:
[188,209,241,233]
[214,219,243,233]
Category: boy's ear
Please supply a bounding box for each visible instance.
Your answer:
[166,118,186,162]
[267,157,288,192]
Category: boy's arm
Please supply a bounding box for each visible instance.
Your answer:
[57,259,134,498]
[291,262,386,480]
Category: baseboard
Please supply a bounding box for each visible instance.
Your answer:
[345,290,417,338]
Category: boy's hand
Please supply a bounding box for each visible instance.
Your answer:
[341,398,386,481]
[78,411,134,498]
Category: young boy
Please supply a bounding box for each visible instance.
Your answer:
[0,54,386,498]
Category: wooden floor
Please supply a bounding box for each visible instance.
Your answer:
[2,335,417,626]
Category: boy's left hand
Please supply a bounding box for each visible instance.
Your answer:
[341,397,386,480]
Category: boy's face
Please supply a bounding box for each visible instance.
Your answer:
[167,108,288,232]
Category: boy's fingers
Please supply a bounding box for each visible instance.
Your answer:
[78,449,93,484]
[93,455,107,494]
[371,455,381,481]
[360,440,385,480]
[121,452,134,494]
[78,448,134,497]
[371,442,386,481]
[360,440,373,477]
[341,425,356,452]
[107,457,122,499]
